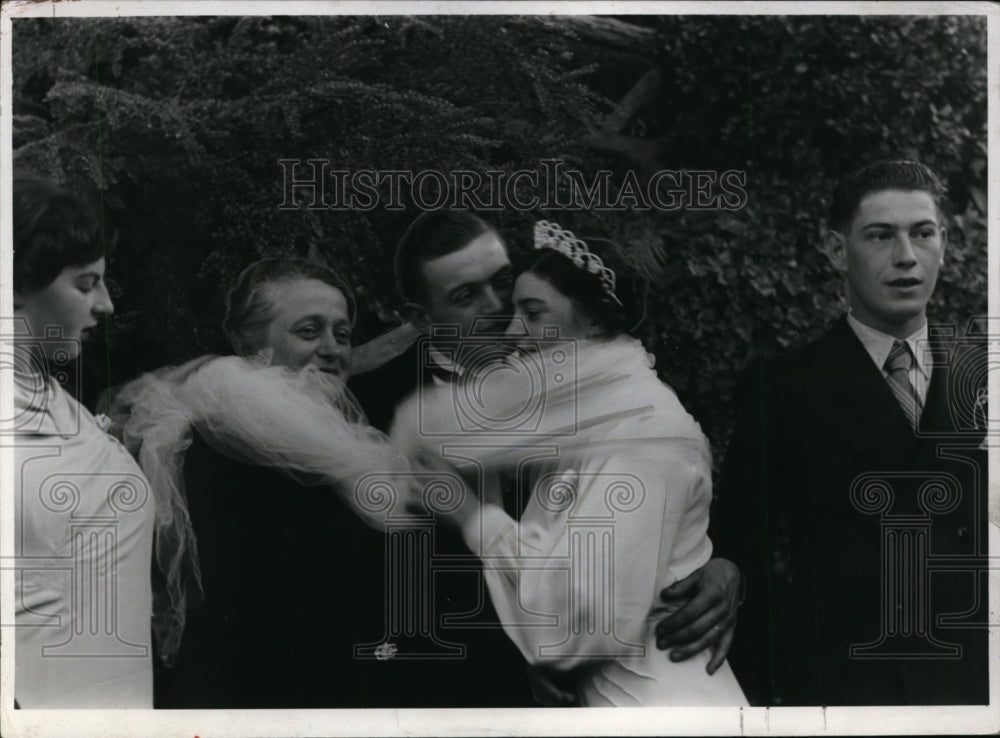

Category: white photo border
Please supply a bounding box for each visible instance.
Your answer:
[1,1,997,736]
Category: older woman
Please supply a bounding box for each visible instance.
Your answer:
[12,174,155,708]
[117,257,406,708]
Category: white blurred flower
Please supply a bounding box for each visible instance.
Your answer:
[374,642,398,661]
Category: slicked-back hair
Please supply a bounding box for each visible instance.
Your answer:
[394,210,498,304]
[829,160,946,232]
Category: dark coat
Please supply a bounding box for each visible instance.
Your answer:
[714,317,989,706]
[153,431,391,708]
[349,342,534,707]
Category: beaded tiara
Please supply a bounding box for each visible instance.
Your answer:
[533,220,622,307]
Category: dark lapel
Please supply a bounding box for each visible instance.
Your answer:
[783,317,918,468]
[919,330,965,437]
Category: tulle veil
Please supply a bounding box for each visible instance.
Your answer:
[110,354,407,666]
[111,336,700,666]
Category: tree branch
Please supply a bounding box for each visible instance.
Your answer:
[553,15,660,55]
[603,67,662,132]
[584,131,663,173]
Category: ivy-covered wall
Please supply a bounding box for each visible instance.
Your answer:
[12,14,988,462]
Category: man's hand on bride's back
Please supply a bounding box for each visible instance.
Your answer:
[654,558,742,675]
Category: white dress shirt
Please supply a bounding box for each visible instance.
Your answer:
[846,312,932,406]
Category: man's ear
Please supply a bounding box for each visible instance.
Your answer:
[938,226,948,265]
[823,230,848,272]
[403,301,431,334]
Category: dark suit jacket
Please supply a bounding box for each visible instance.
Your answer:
[349,342,534,707]
[714,317,989,706]
[350,342,425,434]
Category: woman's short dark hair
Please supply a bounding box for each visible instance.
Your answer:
[13,174,112,293]
[515,229,647,336]
[223,257,356,356]
[829,160,945,231]
[394,210,498,304]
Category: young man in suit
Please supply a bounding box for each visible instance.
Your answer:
[716,160,990,705]
[349,209,745,704]
[351,210,514,432]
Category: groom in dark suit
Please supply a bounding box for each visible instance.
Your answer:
[716,160,990,705]
[349,209,746,705]
[348,210,533,707]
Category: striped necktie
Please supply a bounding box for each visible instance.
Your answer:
[884,340,923,430]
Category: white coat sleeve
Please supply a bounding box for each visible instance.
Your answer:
[460,436,711,671]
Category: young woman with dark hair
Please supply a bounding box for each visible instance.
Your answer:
[12,174,156,708]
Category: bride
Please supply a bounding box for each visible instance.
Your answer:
[391,220,748,706]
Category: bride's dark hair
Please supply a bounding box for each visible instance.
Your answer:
[223,257,356,356]
[515,232,647,336]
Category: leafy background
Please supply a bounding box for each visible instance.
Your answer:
[12,14,988,465]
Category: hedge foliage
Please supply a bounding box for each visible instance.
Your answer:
[12,14,988,460]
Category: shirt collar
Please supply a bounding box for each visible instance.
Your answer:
[426,345,465,381]
[846,312,930,378]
